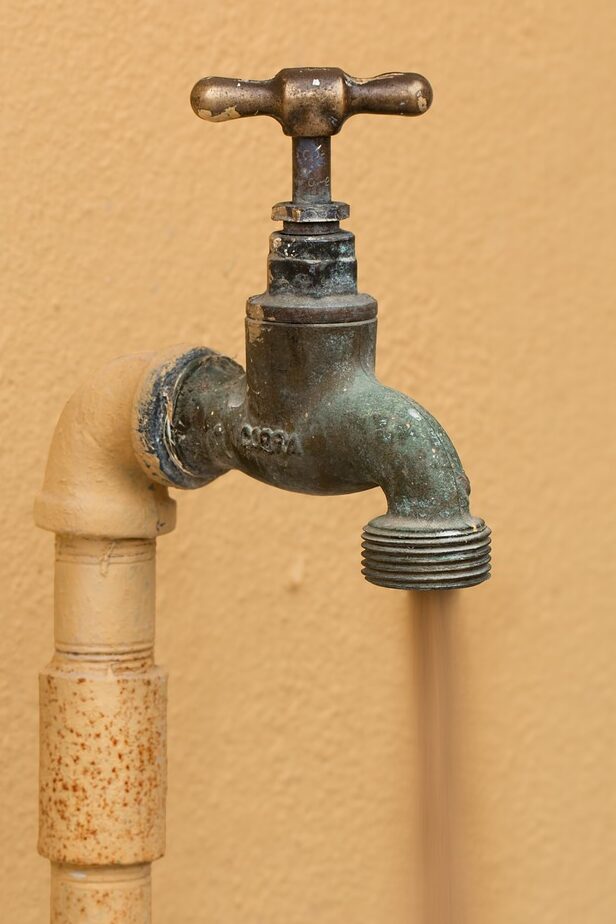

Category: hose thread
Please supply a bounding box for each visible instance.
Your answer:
[361,520,491,590]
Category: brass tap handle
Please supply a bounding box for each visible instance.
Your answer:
[190,68,433,137]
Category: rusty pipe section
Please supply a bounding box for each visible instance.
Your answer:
[35,354,176,922]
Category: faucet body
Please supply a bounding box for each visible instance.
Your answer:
[171,249,471,518]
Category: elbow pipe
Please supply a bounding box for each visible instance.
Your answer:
[35,351,176,539]
[133,328,490,591]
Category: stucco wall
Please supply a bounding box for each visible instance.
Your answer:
[2,1,614,921]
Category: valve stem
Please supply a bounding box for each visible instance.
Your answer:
[292,136,332,203]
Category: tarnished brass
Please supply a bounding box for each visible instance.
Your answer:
[190,68,433,136]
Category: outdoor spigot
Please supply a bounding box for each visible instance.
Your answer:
[134,68,491,590]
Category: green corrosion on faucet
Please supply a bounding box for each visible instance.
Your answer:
[133,68,491,590]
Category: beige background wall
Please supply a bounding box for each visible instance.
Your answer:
[2,1,614,921]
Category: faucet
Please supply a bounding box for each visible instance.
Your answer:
[135,68,491,589]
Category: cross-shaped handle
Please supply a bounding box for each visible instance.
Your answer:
[191,68,432,137]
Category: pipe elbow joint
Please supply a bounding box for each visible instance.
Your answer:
[35,352,176,539]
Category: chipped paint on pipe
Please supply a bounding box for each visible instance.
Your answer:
[35,354,176,923]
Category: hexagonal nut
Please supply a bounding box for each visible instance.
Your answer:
[271,201,350,223]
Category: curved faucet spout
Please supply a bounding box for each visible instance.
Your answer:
[336,374,474,523]
[333,373,491,589]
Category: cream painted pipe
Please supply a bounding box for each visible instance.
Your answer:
[50,864,151,923]
[35,353,178,923]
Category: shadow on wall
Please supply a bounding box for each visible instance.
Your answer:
[410,591,463,924]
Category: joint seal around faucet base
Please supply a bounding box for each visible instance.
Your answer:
[132,345,228,490]
[361,517,491,590]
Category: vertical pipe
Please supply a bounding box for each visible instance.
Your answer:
[50,864,151,923]
[39,536,166,923]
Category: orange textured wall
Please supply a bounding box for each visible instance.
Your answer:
[2,1,615,921]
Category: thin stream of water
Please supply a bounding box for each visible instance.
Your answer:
[411,591,462,924]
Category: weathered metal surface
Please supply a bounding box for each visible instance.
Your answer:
[191,68,432,209]
[246,227,377,323]
[292,137,332,202]
[146,312,490,589]
[191,68,433,137]
[138,66,492,590]
[134,69,489,588]
[361,519,492,590]
[133,344,245,490]
[271,201,349,224]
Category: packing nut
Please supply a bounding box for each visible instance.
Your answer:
[271,201,350,223]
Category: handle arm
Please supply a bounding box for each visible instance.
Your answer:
[191,68,432,137]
